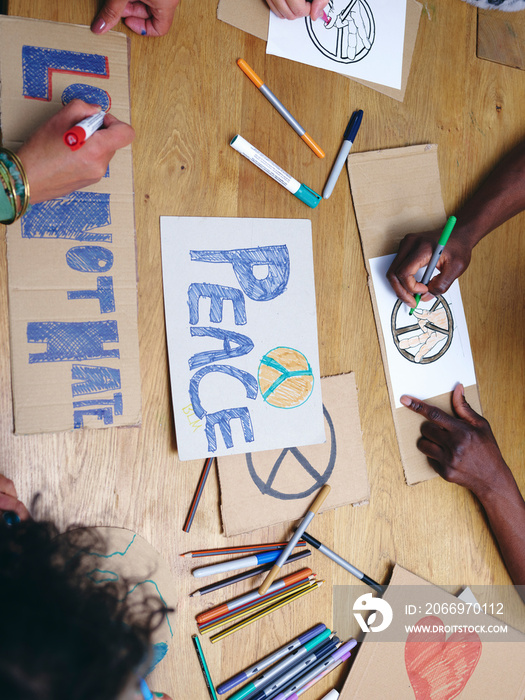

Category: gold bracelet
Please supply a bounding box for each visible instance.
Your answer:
[0,160,18,224]
[0,147,31,220]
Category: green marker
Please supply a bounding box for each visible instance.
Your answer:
[192,634,218,700]
[409,215,457,315]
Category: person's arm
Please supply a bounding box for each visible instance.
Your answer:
[387,140,525,306]
[16,99,134,204]
[400,385,525,595]
[91,0,180,36]
[266,0,328,20]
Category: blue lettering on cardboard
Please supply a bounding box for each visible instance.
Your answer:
[61,83,111,111]
[27,321,120,363]
[205,408,254,451]
[188,327,254,370]
[22,193,112,242]
[187,283,246,325]
[68,276,115,314]
[66,246,114,273]
[71,364,121,397]
[190,245,290,301]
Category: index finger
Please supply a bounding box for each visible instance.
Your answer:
[400,394,458,430]
[99,113,135,149]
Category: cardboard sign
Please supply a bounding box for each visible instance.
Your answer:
[0,17,141,433]
[217,0,423,103]
[160,217,325,461]
[218,372,369,536]
[267,0,407,90]
[338,565,525,699]
[347,145,482,485]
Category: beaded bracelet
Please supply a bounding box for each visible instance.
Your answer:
[0,147,31,223]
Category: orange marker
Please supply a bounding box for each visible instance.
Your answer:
[237,59,325,159]
[195,567,313,625]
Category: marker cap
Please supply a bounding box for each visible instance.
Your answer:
[294,183,322,209]
[63,126,86,151]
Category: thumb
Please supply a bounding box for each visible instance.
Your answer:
[91,0,129,34]
[452,384,482,426]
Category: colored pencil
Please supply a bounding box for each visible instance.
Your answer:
[210,580,324,643]
[216,623,326,694]
[182,541,307,558]
[259,484,331,595]
[302,531,385,594]
[196,567,313,625]
[199,579,316,634]
[190,549,311,597]
[192,633,218,700]
[183,457,214,533]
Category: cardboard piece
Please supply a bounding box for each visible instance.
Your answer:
[267,0,407,90]
[63,527,178,676]
[217,0,423,103]
[346,145,482,485]
[160,216,325,461]
[338,565,525,699]
[477,8,525,70]
[0,17,141,433]
[218,372,369,537]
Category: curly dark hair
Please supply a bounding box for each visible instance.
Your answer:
[0,516,167,700]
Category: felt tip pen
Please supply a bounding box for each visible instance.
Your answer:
[192,548,283,578]
[139,678,154,700]
[237,59,324,159]
[230,135,322,208]
[63,110,106,151]
[323,109,363,199]
[301,531,385,594]
[192,634,219,700]
[216,623,326,694]
[226,628,333,700]
[409,215,457,315]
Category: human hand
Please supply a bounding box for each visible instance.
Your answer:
[400,384,512,501]
[0,474,31,522]
[91,0,180,36]
[266,0,329,20]
[387,230,472,307]
[16,99,134,204]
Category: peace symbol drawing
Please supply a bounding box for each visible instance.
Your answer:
[305,0,375,65]
[246,404,336,500]
[391,296,454,364]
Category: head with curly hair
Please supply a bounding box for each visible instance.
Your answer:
[0,516,169,700]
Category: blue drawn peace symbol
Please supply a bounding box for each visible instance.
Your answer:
[245,404,336,500]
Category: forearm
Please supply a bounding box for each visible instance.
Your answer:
[476,475,525,596]
[454,140,525,250]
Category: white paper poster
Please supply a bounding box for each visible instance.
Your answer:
[160,217,325,461]
[369,254,477,407]
[267,0,407,90]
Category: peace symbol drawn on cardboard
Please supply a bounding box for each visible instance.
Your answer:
[245,405,336,500]
[391,295,454,364]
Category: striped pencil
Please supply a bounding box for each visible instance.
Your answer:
[183,457,214,533]
[182,541,307,558]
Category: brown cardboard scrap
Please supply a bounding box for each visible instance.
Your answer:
[0,17,141,433]
[217,372,369,537]
[338,564,525,699]
[347,145,482,485]
[217,0,423,103]
[477,8,525,71]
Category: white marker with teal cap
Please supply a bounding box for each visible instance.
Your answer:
[230,135,322,209]
[410,215,457,315]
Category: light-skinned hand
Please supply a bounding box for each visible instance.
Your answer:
[91,0,180,37]
[17,99,134,204]
[266,0,329,20]
[0,474,31,521]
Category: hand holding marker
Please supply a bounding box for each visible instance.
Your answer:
[63,110,106,150]
[409,215,457,314]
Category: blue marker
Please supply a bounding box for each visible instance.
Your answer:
[226,629,333,700]
[192,548,284,578]
[322,109,363,199]
[217,623,326,694]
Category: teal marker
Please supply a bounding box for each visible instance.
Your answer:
[192,634,218,700]
[409,215,457,315]
[228,628,333,700]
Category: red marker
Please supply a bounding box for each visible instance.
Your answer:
[63,111,106,150]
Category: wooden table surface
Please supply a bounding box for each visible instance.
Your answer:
[3,1,525,697]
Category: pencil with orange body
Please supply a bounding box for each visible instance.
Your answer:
[258,484,331,595]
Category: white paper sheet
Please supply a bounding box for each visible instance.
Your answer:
[160,217,325,461]
[267,0,407,90]
[369,254,477,407]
